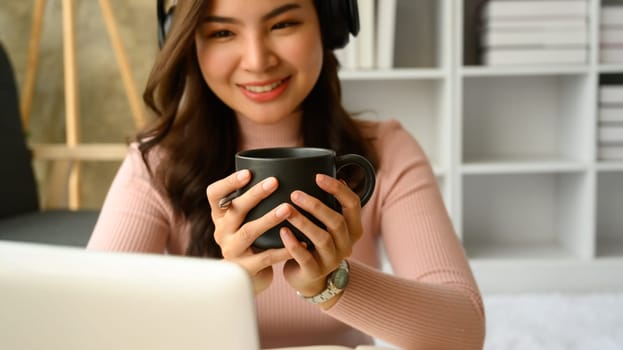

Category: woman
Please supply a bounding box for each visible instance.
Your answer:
[88,0,486,348]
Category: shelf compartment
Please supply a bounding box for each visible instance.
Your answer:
[341,79,449,168]
[462,75,593,164]
[461,66,589,77]
[596,171,623,258]
[471,259,623,293]
[596,162,623,171]
[393,0,444,68]
[461,158,587,175]
[465,241,579,260]
[339,68,446,81]
[461,0,592,67]
[462,172,592,260]
[597,74,623,163]
[599,64,623,74]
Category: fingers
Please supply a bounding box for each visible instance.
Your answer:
[228,177,279,216]
[222,203,291,256]
[277,175,365,297]
[211,171,284,259]
[290,174,363,257]
[280,227,332,297]
[280,227,321,275]
[207,171,279,230]
[289,191,348,260]
[206,169,251,216]
[238,247,292,276]
[315,174,364,244]
[233,248,292,295]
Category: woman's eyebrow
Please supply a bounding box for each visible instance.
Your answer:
[261,3,301,21]
[202,3,302,24]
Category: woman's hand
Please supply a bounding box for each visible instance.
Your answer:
[279,174,364,308]
[206,169,292,295]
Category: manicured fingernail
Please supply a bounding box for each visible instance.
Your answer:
[237,169,250,181]
[262,177,277,191]
[316,174,329,184]
[292,191,306,204]
[275,204,290,218]
[280,227,290,242]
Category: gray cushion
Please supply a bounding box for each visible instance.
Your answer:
[0,210,99,247]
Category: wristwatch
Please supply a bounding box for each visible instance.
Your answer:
[297,260,350,304]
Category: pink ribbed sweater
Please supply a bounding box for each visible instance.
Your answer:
[87,117,485,349]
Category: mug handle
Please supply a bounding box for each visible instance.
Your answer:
[335,154,376,207]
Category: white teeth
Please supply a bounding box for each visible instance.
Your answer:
[243,80,284,93]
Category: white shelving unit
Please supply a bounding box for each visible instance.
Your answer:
[340,0,623,293]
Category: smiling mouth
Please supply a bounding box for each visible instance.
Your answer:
[241,78,289,93]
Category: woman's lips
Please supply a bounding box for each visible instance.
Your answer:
[239,77,290,103]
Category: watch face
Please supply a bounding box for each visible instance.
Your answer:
[297,261,350,304]
[332,268,349,289]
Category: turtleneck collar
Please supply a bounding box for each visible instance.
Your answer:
[236,113,304,151]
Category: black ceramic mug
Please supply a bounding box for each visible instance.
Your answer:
[234,147,376,250]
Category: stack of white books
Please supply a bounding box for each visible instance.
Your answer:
[600,5,623,63]
[598,85,623,161]
[336,0,401,71]
[480,0,589,66]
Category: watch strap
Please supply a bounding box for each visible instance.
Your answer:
[297,260,349,304]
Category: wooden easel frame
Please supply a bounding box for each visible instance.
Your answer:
[21,0,146,209]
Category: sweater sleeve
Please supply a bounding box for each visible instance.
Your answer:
[87,144,171,253]
[325,120,485,349]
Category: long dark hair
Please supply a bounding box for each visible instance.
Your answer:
[138,0,378,257]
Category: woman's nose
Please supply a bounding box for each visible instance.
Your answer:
[240,35,278,73]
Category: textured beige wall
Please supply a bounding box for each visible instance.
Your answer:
[1,0,157,209]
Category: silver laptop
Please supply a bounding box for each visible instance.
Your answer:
[0,241,260,350]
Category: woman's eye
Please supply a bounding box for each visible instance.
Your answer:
[272,21,299,30]
[209,30,234,39]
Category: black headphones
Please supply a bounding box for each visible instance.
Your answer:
[157,0,359,50]
[315,0,360,49]
[157,0,174,48]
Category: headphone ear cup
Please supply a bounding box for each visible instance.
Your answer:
[157,0,174,48]
[157,0,166,48]
[317,0,360,50]
[345,0,360,39]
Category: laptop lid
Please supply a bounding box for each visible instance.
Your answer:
[0,241,260,350]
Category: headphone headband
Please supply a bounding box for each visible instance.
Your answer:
[157,0,359,50]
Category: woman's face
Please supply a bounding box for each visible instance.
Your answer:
[195,0,324,125]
